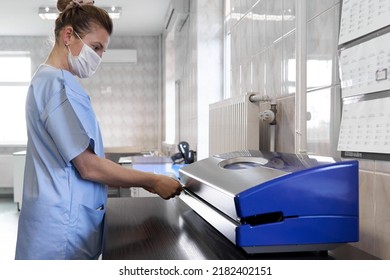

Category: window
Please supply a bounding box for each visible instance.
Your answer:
[0,51,31,145]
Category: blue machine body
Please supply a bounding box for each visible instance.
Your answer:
[179,150,359,253]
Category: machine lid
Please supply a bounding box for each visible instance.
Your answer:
[214,150,338,173]
[179,150,352,221]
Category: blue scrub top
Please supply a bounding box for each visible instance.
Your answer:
[15,64,107,260]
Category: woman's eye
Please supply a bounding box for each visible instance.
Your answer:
[88,44,100,52]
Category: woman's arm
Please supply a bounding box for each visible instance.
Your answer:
[72,148,182,199]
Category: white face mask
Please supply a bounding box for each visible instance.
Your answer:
[67,32,102,79]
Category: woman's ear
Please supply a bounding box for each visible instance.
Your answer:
[62,26,74,46]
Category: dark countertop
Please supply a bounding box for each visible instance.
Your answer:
[102,197,379,260]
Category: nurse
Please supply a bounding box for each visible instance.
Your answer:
[15,0,182,260]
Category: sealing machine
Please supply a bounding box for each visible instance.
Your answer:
[178,150,359,254]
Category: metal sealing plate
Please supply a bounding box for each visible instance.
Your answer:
[218,157,269,170]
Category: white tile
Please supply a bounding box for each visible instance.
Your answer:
[307,0,336,21]
[240,13,253,62]
[306,6,338,90]
[241,59,253,94]
[283,0,296,35]
[252,51,267,96]
[252,0,266,55]
[282,31,296,95]
[265,0,283,46]
[266,40,283,99]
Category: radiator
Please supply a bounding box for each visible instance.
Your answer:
[209,93,260,156]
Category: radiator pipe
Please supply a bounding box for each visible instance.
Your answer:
[258,103,277,152]
[269,103,277,125]
[269,125,276,152]
[249,93,270,103]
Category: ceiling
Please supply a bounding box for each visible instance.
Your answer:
[0,0,172,37]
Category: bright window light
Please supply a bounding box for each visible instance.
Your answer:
[0,52,31,145]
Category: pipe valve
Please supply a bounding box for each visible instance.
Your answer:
[258,110,275,123]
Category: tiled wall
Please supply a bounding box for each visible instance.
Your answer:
[226,0,390,259]
[164,2,199,151]
[165,0,224,159]
[85,36,161,150]
[162,20,196,156]
[175,0,198,148]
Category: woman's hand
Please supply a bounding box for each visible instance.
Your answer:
[144,174,183,200]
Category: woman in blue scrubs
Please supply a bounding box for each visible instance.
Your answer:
[15,0,182,260]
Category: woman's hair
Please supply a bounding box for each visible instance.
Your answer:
[55,0,113,40]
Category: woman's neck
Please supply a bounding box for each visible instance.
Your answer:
[45,45,69,71]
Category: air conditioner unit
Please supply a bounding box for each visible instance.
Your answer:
[102,49,137,64]
[164,0,190,33]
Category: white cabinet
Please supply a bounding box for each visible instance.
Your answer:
[13,151,26,211]
[129,186,159,197]
[121,163,159,198]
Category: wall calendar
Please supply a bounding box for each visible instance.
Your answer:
[338,0,390,160]
[339,0,390,45]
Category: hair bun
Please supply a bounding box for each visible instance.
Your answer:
[57,0,94,12]
[57,0,72,12]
